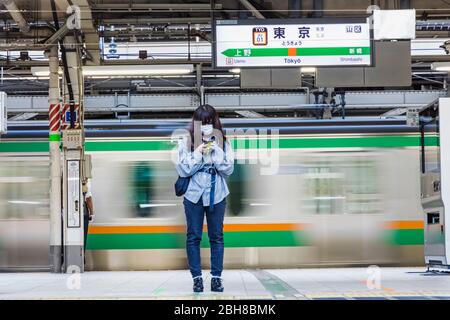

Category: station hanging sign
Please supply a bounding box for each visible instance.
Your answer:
[213,18,372,68]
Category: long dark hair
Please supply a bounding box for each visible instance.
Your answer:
[188,104,226,150]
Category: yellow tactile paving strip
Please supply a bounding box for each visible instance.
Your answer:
[43,292,450,300]
[304,291,450,299]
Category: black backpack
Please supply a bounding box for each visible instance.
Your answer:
[174,175,190,197]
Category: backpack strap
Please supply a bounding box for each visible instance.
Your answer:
[208,170,217,214]
[208,141,227,213]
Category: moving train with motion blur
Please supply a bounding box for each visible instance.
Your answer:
[0,118,433,271]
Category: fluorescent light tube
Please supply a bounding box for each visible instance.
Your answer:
[431,62,450,72]
[300,67,316,74]
[31,64,194,77]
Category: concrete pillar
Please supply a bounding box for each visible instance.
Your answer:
[48,45,62,273]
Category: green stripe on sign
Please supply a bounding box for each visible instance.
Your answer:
[383,229,424,246]
[86,231,309,250]
[221,47,371,58]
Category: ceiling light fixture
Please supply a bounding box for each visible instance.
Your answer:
[300,67,317,74]
[31,64,194,77]
[431,62,450,72]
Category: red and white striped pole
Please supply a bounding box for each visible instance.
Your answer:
[49,103,61,134]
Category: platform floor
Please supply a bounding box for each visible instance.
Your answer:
[1,267,450,300]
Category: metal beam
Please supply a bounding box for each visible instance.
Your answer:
[92,3,222,11]
[9,112,38,120]
[43,23,70,46]
[0,0,30,33]
[0,58,211,67]
[0,26,57,39]
[7,104,429,114]
[101,17,212,25]
[381,108,407,116]
[4,90,445,113]
[0,60,52,67]
[103,59,210,65]
[239,0,265,19]
[235,110,266,117]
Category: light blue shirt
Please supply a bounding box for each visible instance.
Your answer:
[175,136,234,206]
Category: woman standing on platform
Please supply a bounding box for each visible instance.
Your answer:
[175,104,234,293]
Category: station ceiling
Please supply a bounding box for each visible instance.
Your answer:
[0,0,449,94]
[4,0,450,20]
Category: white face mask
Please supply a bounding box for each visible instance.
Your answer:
[201,124,213,136]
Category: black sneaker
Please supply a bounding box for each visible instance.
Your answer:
[211,277,224,292]
[193,277,204,293]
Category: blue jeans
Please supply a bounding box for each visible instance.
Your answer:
[183,197,226,278]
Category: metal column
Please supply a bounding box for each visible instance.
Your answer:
[312,0,323,18]
[288,0,302,18]
[420,98,450,271]
[400,0,410,9]
[61,35,85,273]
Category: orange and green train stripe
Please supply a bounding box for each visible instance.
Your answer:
[86,223,311,250]
[383,220,424,246]
[85,221,424,250]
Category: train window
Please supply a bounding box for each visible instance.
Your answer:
[227,163,246,216]
[303,155,380,215]
[128,161,179,218]
[0,159,50,219]
[131,161,155,217]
